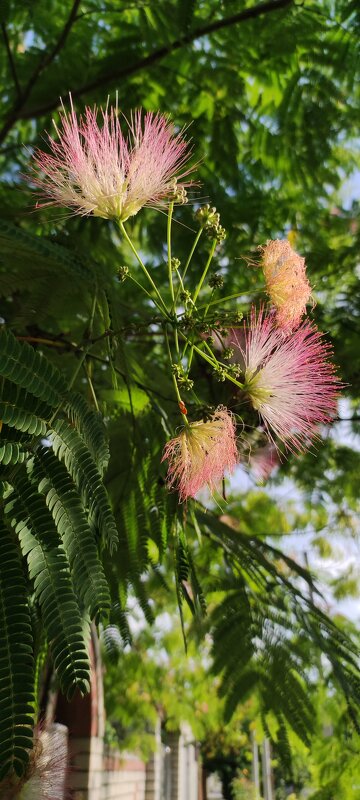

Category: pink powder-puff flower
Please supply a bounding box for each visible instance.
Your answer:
[232,307,341,453]
[259,239,312,332]
[30,97,195,221]
[162,406,237,502]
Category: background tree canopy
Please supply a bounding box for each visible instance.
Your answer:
[0,0,359,796]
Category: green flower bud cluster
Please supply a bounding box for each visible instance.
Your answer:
[171,362,193,391]
[208,310,243,329]
[171,257,181,271]
[179,313,197,331]
[179,289,192,304]
[194,204,219,228]
[117,265,129,282]
[208,272,224,289]
[213,362,242,382]
[170,179,188,204]
[223,347,234,361]
[227,364,242,378]
[205,221,226,243]
[213,365,227,382]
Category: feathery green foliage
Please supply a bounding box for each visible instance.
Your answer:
[0,327,117,780]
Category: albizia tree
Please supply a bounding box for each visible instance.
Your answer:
[1,96,358,799]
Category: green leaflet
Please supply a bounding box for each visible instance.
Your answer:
[0,329,118,780]
[0,327,66,406]
[49,418,118,553]
[195,511,360,748]
[32,448,111,620]
[66,392,110,477]
[0,522,34,781]
[5,476,91,698]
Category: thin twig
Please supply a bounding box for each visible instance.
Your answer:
[1,22,22,99]
[0,0,81,143]
[4,0,294,129]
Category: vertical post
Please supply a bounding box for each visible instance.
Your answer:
[262,738,273,800]
[145,716,162,800]
[251,730,260,798]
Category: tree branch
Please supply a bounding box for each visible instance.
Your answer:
[1,0,294,135]
[1,22,22,99]
[0,0,81,143]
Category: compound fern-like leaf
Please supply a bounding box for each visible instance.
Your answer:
[0,521,34,781]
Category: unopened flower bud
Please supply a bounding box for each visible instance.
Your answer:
[178,375,194,391]
[117,265,129,282]
[194,204,219,228]
[170,179,188,204]
[209,273,224,289]
[171,363,183,379]
[223,347,234,361]
[179,289,191,303]
[228,364,242,377]
[214,365,227,382]
[205,222,226,242]
[171,257,181,271]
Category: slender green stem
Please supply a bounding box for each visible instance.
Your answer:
[165,328,189,425]
[49,292,98,426]
[196,292,245,312]
[178,331,244,391]
[174,266,185,295]
[83,361,100,412]
[174,227,203,303]
[119,221,169,316]
[187,340,195,371]
[128,274,162,307]
[166,202,180,355]
[192,239,217,306]
[167,202,175,309]
[201,287,215,320]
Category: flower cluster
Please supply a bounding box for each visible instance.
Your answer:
[259,239,312,332]
[31,98,194,221]
[30,98,342,503]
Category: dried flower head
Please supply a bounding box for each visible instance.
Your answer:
[232,307,341,453]
[259,239,312,331]
[30,97,195,220]
[162,406,237,501]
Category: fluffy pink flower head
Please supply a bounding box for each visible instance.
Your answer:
[162,406,237,502]
[31,97,195,220]
[259,239,312,331]
[232,307,341,453]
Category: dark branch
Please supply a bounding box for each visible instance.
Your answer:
[1,0,294,133]
[1,23,22,99]
[0,0,81,144]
